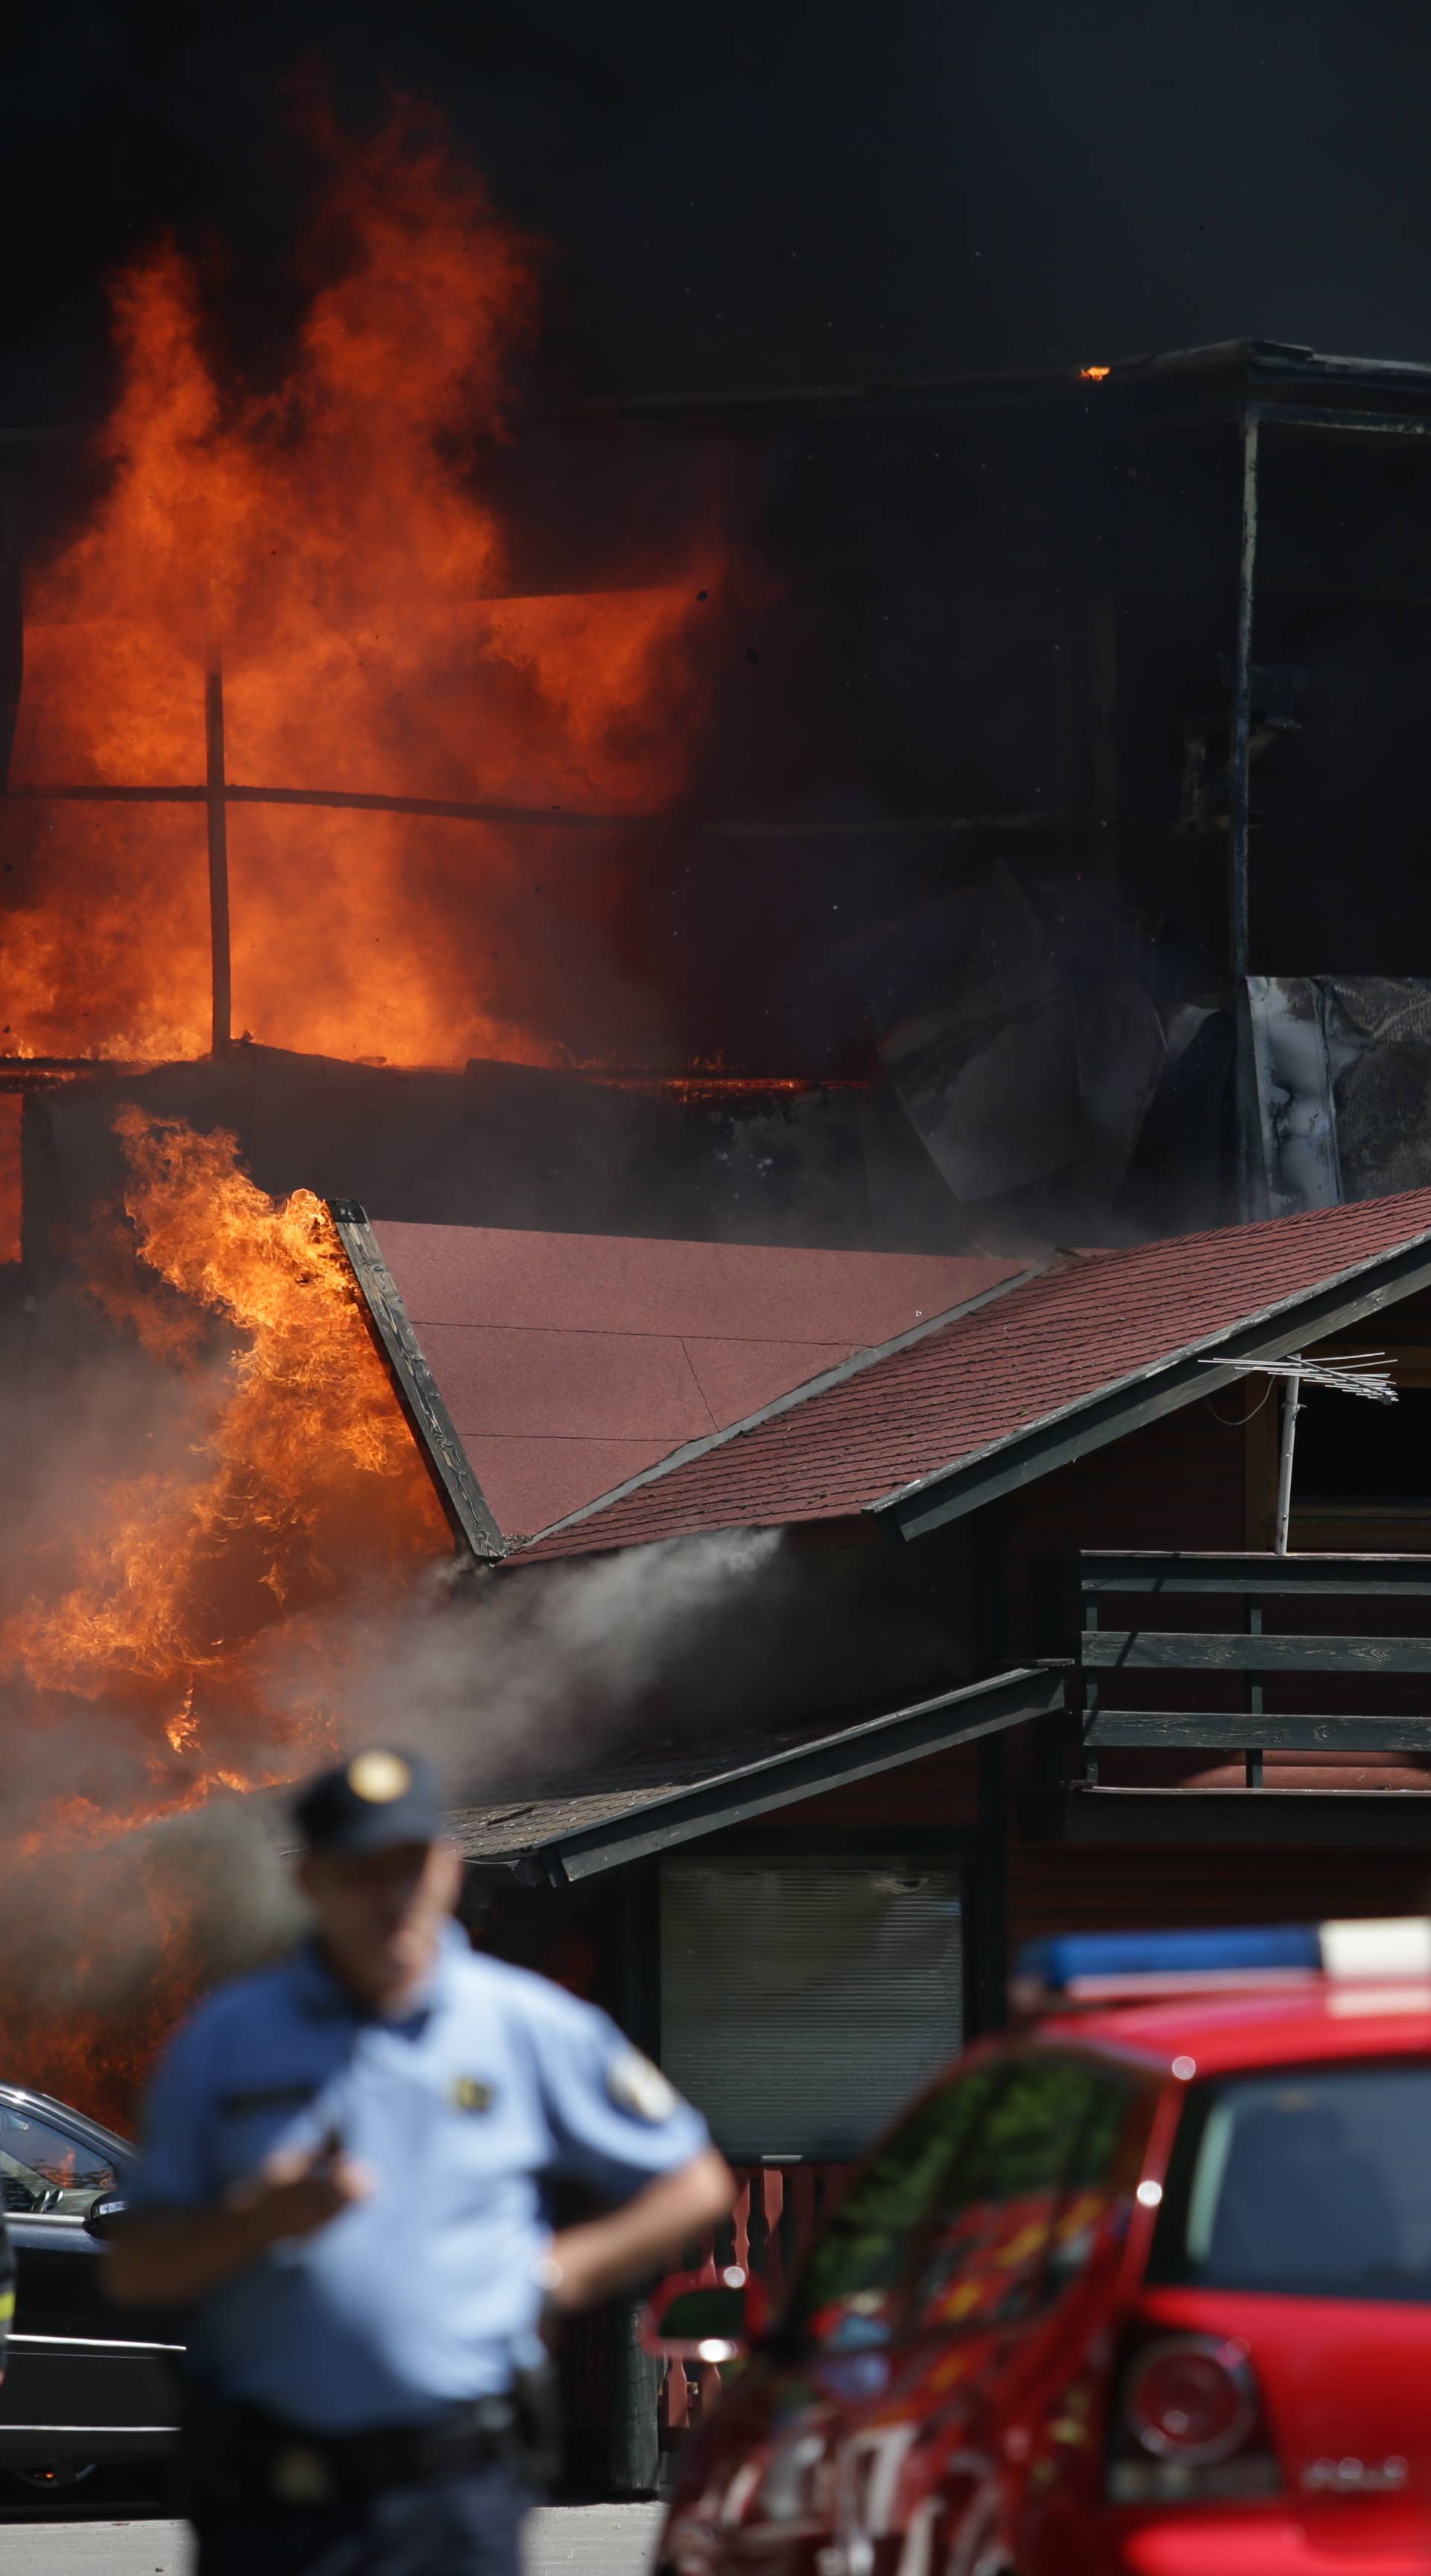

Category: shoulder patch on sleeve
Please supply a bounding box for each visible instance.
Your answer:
[607,2045,680,2124]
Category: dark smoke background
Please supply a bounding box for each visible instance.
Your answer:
[4,0,1431,425]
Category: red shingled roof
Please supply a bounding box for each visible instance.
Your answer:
[369,1221,1020,1541]
[511,1190,1431,1562]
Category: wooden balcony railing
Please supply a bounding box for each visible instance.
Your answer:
[1072,1549,1431,1789]
[659,2161,850,2441]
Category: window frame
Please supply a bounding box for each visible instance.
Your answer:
[1146,2053,1431,2305]
[0,2103,126,2218]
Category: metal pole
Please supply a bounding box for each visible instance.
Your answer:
[1229,413,1260,985]
[1274,1362,1302,1555]
[204,657,232,1058]
[1231,415,1261,1219]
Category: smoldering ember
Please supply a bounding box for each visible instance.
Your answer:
[13,80,1431,2513]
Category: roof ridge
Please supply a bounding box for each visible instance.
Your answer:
[1080,1182,1431,1272]
[508,1252,1056,1553]
[513,1197,1431,1564]
[867,1211,1431,1518]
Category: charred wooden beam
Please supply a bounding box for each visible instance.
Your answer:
[1087,1711,1431,1749]
[1081,1549,1431,1597]
[1,780,1092,840]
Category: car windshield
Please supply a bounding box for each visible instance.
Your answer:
[783,2052,1142,2350]
[0,2101,125,2217]
[1149,2062,1431,2302]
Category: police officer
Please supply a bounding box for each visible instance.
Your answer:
[106,1747,734,2575]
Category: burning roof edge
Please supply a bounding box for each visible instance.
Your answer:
[329,1198,505,1561]
[13,340,1431,470]
[452,1665,1061,1885]
[550,339,1431,425]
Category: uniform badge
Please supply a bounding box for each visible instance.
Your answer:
[449,2075,494,2115]
[271,2445,335,2505]
[347,1750,411,1802]
[607,2046,679,2124]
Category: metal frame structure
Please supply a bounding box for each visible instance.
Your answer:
[1227,394,1431,1213]
[1,670,1077,1068]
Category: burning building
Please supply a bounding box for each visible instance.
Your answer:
[13,98,1431,2496]
[13,327,1431,1264]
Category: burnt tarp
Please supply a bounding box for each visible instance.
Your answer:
[1248,976,1431,1214]
[872,868,1086,1202]
[857,865,1218,1229]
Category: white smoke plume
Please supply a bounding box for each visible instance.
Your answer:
[254,1527,788,1793]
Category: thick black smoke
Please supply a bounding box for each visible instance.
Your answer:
[6,0,1431,431]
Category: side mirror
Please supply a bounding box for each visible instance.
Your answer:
[639,2265,768,2362]
[84,2194,127,2241]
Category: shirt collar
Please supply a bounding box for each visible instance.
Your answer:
[291,1920,467,2027]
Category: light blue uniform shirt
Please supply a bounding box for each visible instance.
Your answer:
[127,1925,708,2432]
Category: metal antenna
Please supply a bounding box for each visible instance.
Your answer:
[1198,1352,1397,1554]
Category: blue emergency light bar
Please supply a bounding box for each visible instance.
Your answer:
[1016,1918,1431,2003]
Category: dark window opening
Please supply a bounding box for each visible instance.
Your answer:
[1293,1381,1431,1503]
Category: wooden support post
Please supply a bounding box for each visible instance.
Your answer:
[971,1500,1011,2035]
[1231,414,1262,1216]
[1245,1593,1264,1789]
[204,660,232,1058]
[1274,1365,1303,1556]
[1082,1593,1099,1787]
[972,1732,1009,2036]
[607,1862,664,2496]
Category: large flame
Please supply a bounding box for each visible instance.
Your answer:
[7,1106,449,1761]
[3,108,718,1067]
[0,1111,450,2118]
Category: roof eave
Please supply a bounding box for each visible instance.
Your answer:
[872,1225,1431,1544]
[472,1664,1064,1886]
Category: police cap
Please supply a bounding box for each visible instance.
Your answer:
[293,1748,444,1857]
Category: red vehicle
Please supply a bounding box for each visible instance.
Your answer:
[647,1920,1431,2576]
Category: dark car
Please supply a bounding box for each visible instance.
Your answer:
[0,2082,181,2491]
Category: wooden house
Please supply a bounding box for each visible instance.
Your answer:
[331,1187,1431,2487]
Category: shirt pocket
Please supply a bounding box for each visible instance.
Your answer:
[209,2081,323,2190]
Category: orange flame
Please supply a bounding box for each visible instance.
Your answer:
[1079,364,1111,382]
[4,109,719,1068]
[0,1111,449,2119]
[8,1108,448,1740]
